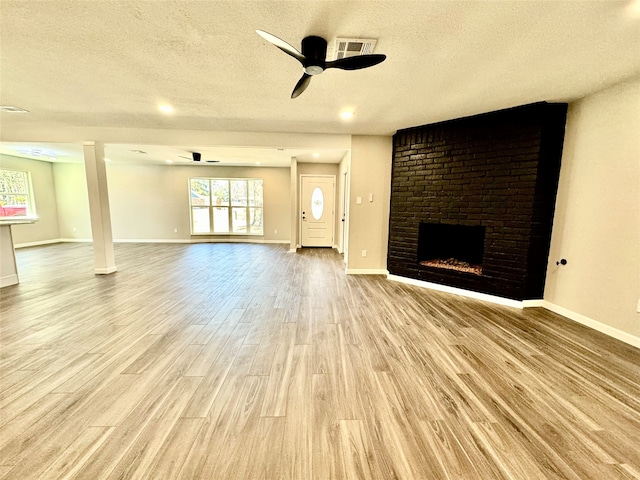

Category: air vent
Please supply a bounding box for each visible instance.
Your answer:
[332,37,378,60]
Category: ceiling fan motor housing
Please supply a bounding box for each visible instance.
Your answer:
[302,36,327,75]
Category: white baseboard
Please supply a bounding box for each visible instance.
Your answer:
[539,301,640,349]
[0,274,19,287]
[94,266,117,275]
[386,274,525,309]
[114,239,192,244]
[57,238,290,245]
[522,299,546,308]
[385,274,640,349]
[191,238,289,244]
[14,239,62,249]
[59,238,92,243]
[347,269,389,275]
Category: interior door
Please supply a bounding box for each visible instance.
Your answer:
[301,175,335,247]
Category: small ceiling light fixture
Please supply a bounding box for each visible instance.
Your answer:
[158,104,174,114]
[104,157,112,162]
[340,110,355,120]
[256,161,262,165]
[166,159,173,164]
[0,105,30,113]
[312,153,320,158]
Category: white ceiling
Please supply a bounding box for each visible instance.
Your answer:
[0,1,638,166]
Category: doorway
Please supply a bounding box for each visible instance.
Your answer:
[300,175,335,247]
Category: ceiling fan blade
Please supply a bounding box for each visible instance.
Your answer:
[256,30,305,64]
[291,73,312,99]
[326,54,386,71]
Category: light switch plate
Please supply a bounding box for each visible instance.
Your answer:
[356,196,362,204]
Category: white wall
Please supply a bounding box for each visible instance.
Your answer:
[545,78,640,342]
[0,154,60,245]
[347,135,393,273]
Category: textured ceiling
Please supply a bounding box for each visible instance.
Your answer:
[0,0,638,165]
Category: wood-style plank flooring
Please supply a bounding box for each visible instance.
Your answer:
[1,242,639,479]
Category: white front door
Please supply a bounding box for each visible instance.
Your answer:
[301,175,335,247]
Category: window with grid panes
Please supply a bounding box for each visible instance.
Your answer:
[0,169,35,219]
[189,178,263,235]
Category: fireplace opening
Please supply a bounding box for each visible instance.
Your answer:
[417,223,486,275]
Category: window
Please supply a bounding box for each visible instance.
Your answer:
[189,177,263,235]
[0,169,35,219]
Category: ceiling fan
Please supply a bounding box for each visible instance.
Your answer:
[178,152,219,163]
[256,30,386,98]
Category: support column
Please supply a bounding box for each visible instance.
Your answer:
[83,141,117,274]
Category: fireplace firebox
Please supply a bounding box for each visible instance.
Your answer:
[417,223,485,275]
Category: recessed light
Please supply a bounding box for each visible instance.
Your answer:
[256,161,262,165]
[312,153,320,158]
[340,111,354,120]
[166,159,173,164]
[628,0,640,17]
[0,105,29,113]
[159,105,174,114]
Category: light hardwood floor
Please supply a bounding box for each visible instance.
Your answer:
[1,242,639,479]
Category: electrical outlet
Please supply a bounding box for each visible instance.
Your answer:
[274,229,278,234]
[173,228,178,233]
[72,227,77,233]
[361,250,367,257]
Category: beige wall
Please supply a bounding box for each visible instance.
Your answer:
[0,154,60,245]
[48,162,291,243]
[105,164,291,242]
[545,78,640,339]
[52,162,92,239]
[346,135,393,272]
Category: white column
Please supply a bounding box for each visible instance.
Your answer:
[83,141,117,274]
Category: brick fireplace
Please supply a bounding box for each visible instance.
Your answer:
[388,102,568,301]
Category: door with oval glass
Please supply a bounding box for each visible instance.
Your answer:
[301,175,335,247]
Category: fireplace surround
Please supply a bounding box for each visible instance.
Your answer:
[388,102,568,301]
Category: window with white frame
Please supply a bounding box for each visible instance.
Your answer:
[0,169,36,219]
[189,177,263,235]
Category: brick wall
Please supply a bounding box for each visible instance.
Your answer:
[388,102,567,300]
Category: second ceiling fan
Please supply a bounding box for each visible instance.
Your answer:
[256,30,386,99]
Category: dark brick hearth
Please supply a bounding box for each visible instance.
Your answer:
[388,102,567,300]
